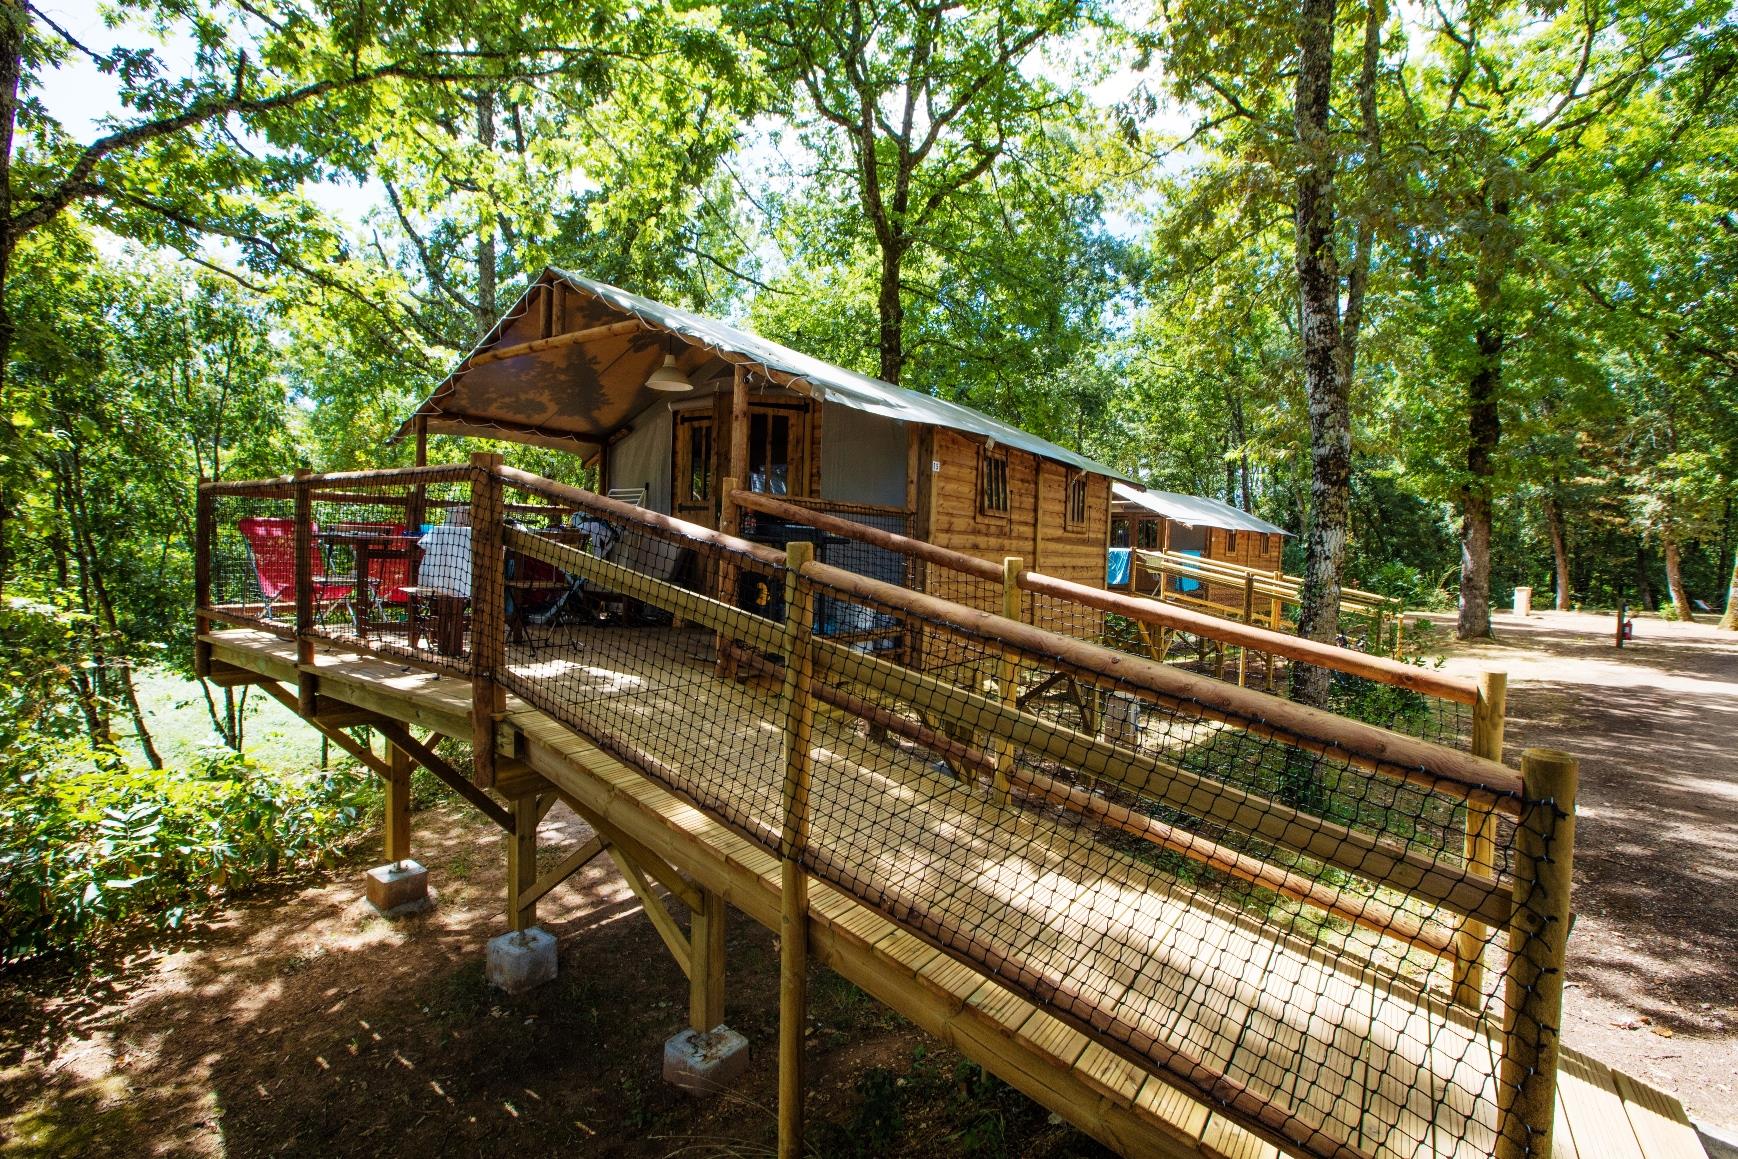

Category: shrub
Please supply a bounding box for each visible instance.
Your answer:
[0,741,377,964]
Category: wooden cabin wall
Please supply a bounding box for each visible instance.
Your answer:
[919,427,1110,628]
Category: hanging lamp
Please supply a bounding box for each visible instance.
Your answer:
[645,352,693,392]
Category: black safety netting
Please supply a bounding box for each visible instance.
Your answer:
[480,476,1558,1159]
[198,469,1567,1159]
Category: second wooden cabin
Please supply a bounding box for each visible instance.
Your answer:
[1109,482,1291,609]
[395,269,1130,620]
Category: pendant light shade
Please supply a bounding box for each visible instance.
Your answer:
[645,353,693,393]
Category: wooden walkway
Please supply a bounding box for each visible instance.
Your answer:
[205,627,1709,1159]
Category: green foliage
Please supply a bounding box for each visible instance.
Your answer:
[0,739,376,964]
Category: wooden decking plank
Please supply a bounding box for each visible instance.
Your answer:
[1555,1049,1647,1159]
[1610,1064,1707,1158]
[1132,1073,1213,1149]
[1199,1110,1280,1159]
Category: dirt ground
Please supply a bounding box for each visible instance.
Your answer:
[1426,608,1738,1134]
[0,800,1108,1159]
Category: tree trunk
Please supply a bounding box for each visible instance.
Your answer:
[1456,191,1510,641]
[0,0,24,597]
[1543,492,1571,610]
[1288,0,1350,710]
[474,89,498,342]
[1718,548,1737,630]
[876,242,905,384]
[1662,530,1694,622]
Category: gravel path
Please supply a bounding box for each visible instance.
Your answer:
[1423,608,1738,1133]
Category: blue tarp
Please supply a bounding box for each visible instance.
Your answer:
[1106,548,1132,587]
[1175,549,1203,593]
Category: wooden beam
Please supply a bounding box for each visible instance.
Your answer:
[508,795,539,931]
[550,788,703,911]
[470,452,507,788]
[607,846,692,978]
[385,741,411,863]
[690,890,727,1035]
[1455,671,1507,1008]
[778,539,816,1159]
[465,318,642,367]
[1496,747,1578,1159]
[205,661,275,688]
[521,833,607,910]
[255,681,393,779]
[779,857,808,1159]
[375,719,514,832]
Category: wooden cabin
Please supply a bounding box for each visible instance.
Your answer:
[395,268,1128,608]
[1109,482,1290,602]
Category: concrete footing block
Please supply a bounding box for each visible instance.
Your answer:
[662,1027,751,1095]
[365,860,430,917]
[485,927,558,994]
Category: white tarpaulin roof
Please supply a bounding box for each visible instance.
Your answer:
[1112,482,1291,536]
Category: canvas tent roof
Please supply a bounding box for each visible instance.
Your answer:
[395,267,1134,483]
[1112,482,1291,536]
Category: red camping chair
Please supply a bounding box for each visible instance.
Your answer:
[237,516,355,621]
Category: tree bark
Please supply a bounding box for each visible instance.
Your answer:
[877,240,906,384]
[1288,0,1350,709]
[1662,528,1694,622]
[1542,491,1571,610]
[474,89,498,342]
[1456,191,1510,641]
[1718,548,1737,630]
[0,0,24,596]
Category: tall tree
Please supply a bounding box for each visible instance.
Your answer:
[730,0,1088,384]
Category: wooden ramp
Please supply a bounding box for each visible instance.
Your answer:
[205,629,1709,1159]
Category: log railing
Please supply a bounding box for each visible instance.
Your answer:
[196,462,1573,1159]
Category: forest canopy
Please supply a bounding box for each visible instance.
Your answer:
[0,0,1733,929]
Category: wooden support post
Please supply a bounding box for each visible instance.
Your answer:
[726,365,750,536]
[385,741,412,864]
[716,474,743,678]
[689,890,727,1035]
[1238,574,1255,687]
[194,484,214,678]
[293,468,318,714]
[1454,671,1507,1008]
[778,540,815,1159]
[1496,746,1577,1159]
[470,452,506,788]
[508,794,538,932]
[994,557,1022,801]
[1615,601,1626,648]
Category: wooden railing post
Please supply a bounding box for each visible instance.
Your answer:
[194,483,214,678]
[293,468,318,714]
[777,540,816,1159]
[469,452,506,788]
[1454,670,1507,1008]
[1238,574,1255,687]
[1496,746,1577,1159]
[995,557,1022,800]
[716,475,743,679]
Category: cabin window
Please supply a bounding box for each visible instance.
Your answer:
[675,413,714,505]
[1225,530,1239,554]
[1110,517,1130,548]
[746,403,808,495]
[1137,520,1161,550]
[1065,470,1089,530]
[979,447,1010,516]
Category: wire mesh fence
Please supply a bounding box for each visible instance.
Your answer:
[197,464,1568,1159]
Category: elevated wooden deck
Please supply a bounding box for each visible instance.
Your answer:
[206,628,1709,1159]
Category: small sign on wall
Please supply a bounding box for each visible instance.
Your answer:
[932,459,941,473]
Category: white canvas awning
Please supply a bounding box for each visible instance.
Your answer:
[1112,482,1290,536]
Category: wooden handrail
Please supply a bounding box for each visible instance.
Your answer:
[1135,549,1397,610]
[201,463,476,494]
[799,557,1518,800]
[735,488,1475,706]
[503,466,788,569]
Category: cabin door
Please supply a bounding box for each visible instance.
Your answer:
[672,410,717,528]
